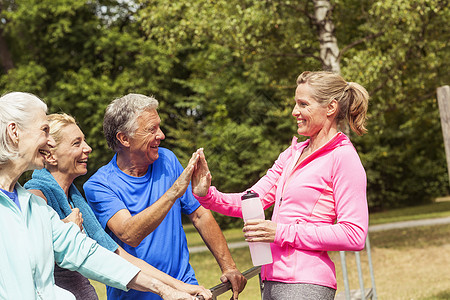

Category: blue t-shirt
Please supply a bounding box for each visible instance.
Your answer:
[0,188,20,211]
[84,148,201,300]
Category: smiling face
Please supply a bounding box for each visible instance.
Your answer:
[47,123,92,180]
[17,109,55,171]
[292,83,330,138]
[127,109,165,166]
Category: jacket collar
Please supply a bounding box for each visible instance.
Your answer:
[291,132,351,152]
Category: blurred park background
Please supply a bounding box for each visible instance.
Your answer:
[1,0,449,298]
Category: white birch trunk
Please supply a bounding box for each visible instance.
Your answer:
[437,86,450,187]
[312,0,340,74]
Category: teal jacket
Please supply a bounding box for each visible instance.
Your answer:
[0,183,140,299]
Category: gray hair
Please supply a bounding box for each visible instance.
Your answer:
[0,92,48,164]
[103,93,159,152]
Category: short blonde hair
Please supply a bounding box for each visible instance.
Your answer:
[297,71,369,136]
[0,92,48,164]
[47,113,77,151]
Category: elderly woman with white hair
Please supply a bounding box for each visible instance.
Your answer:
[0,91,210,300]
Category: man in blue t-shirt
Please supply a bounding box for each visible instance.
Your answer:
[84,93,246,300]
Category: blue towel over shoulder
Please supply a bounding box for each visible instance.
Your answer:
[25,168,118,252]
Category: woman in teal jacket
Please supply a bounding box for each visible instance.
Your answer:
[0,92,209,300]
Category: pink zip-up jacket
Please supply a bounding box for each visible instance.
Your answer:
[195,132,368,289]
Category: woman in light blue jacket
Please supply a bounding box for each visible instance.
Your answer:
[0,92,210,300]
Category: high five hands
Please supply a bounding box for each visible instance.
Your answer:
[191,148,212,197]
[190,149,277,244]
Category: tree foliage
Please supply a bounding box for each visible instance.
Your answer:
[341,0,450,208]
[1,0,449,227]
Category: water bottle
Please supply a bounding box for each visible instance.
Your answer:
[241,190,273,266]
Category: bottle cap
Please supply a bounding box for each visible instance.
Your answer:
[241,190,259,200]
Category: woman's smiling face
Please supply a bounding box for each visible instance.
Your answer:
[18,109,55,171]
[49,123,92,179]
[292,83,329,138]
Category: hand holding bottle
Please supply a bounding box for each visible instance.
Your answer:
[243,219,277,243]
[241,191,273,266]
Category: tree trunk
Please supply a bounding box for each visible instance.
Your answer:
[0,1,15,73]
[0,31,14,73]
[312,0,340,74]
[437,85,450,188]
[312,0,349,134]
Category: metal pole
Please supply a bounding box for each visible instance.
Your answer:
[355,251,365,299]
[259,272,264,299]
[207,266,262,299]
[340,251,351,300]
[366,235,377,299]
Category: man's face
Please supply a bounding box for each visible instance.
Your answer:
[127,109,165,166]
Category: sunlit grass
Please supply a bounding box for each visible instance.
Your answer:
[90,280,106,299]
[185,223,245,247]
[369,201,450,225]
[421,290,450,300]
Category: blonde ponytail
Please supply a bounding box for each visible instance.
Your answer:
[346,82,369,135]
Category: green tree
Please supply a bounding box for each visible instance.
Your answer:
[0,0,187,180]
[342,0,450,209]
[140,0,450,212]
[1,0,448,223]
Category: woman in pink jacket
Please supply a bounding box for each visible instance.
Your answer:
[192,71,370,300]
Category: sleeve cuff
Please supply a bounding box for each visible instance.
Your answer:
[193,187,215,207]
[77,244,141,291]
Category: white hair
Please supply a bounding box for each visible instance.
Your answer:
[0,92,48,164]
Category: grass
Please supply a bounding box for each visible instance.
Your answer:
[421,291,450,300]
[91,199,450,299]
[185,225,246,247]
[91,281,106,299]
[341,224,450,299]
[368,201,450,225]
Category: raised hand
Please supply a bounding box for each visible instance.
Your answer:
[167,150,201,199]
[192,148,212,197]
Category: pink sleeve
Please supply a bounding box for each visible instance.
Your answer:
[251,146,290,209]
[275,147,368,251]
[194,145,293,217]
[194,187,244,218]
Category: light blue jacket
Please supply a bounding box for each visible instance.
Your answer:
[0,183,140,299]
